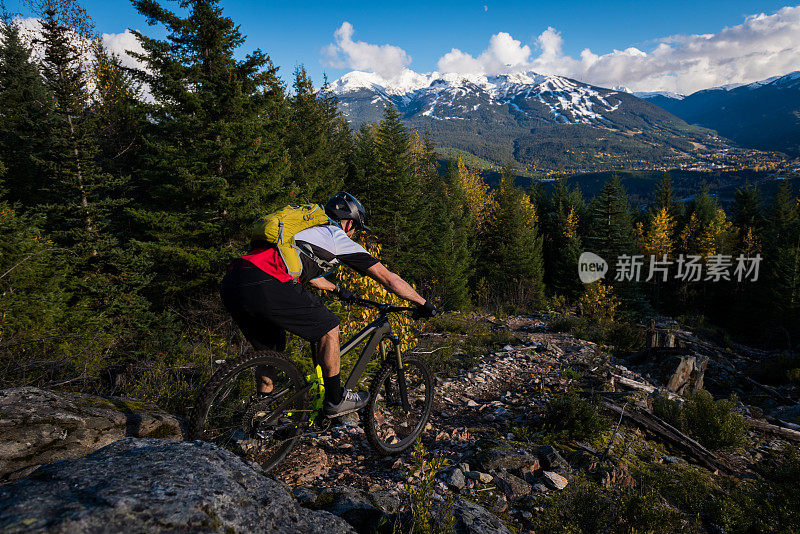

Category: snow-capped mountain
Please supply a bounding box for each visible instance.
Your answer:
[332,70,728,172]
[334,69,633,125]
[638,71,800,156]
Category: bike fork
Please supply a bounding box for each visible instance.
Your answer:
[388,335,411,412]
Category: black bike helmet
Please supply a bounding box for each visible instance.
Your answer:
[324,192,370,231]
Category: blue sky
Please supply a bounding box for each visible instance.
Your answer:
[6,1,800,93]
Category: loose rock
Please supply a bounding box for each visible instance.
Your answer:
[542,471,569,490]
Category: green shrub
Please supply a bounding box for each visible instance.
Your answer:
[402,439,454,534]
[653,390,746,450]
[543,392,611,442]
[531,475,687,534]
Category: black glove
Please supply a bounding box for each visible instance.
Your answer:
[333,284,357,303]
[414,301,438,319]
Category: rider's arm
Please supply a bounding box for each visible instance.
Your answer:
[309,277,336,292]
[365,262,427,306]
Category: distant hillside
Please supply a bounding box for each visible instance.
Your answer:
[637,72,800,157]
[332,70,731,173]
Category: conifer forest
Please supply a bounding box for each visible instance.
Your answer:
[1,1,800,533]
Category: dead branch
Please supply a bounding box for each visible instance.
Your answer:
[600,398,733,474]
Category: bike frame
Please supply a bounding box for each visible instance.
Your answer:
[304,312,409,422]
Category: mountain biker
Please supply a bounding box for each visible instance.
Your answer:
[220,192,437,417]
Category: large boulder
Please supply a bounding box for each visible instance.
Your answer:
[477,447,538,472]
[0,387,186,482]
[0,438,355,533]
[447,498,512,534]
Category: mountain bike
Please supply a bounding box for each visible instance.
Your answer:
[189,297,434,472]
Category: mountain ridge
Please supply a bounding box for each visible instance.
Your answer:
[332,69,729,172]
[637,71,800,157]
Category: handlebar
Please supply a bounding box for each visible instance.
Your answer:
[351,297,417,315]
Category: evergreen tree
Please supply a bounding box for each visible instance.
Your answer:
[349,106,423,277]
[372,106,417,249]
[731,184,764,233]
[652,172,683,219]
[0,18,54,208]
[90,44,146,200]
[421,159,474,310]
[128,0,291,299]
[348,122,380,202]
[481,166,544,309]
[586,175,635,263]
[586,175,645,309]
[285,67,351,202]
[542,177,584,300]
[762,181,800,341]
[36,6,122,250]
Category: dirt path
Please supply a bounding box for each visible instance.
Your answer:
[275,316,611,491]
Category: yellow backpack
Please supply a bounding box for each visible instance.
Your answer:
[250,204,330,277]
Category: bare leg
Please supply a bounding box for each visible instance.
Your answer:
[255,365,278,394]
[318,326,341,378]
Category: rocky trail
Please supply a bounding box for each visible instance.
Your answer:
[2,314,799,533]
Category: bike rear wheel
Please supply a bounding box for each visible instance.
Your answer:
[364,355,434,455]
[189,350,310,473]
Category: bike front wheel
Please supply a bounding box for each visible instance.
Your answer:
[364,355,434,455]
[189,350,311,473]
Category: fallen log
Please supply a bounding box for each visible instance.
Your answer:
[746,417,800,443]
[600,398,733,474]
[610,373,680,401]
[741,376,798,406]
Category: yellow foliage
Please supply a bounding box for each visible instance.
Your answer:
[740,227,761,255]
[337,240,418,355]
[565,206,579,240]
[699,208,734,257]
[455,156,495,229]
[578,281,619,322]
[642,207,676,257]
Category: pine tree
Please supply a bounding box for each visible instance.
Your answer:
[349,106,423,277]
[0,17,54,208]
[128,0,291,299]
[372,106,417,249]
[90,45,145,196]
[348,122,380,201]
[762,181,800,339]
[284,67,351,203]
[36,6,121,251]
[731,184,764,233]
[542,177,584,300]
[421,160,474,310]
[586,175,635,263]
[586,175,645,309]
[481,167,544,309]
[652,172,683,219]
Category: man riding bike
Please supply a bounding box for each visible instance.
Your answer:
[220,192,436,417]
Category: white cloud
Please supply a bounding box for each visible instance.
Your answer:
[323,22,411,80]
[7,17,147,72]
[102,29,147,71]
[431,6,800,93]
[438,32,531,75]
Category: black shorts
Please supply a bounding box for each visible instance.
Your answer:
[220,263,340,351]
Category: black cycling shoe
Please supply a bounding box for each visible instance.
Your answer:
[324,388,370,418]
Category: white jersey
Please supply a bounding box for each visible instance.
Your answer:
[293,224,379,282]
